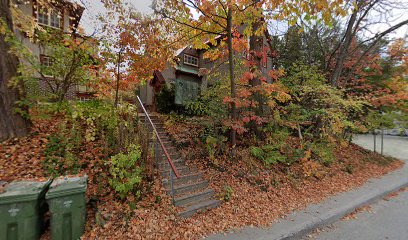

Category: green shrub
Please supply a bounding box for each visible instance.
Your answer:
[43,134,79,177]
[108,144,144,199]
[155,84,178,114]
[281,63,366,142]
[184,98,210,116]
[70,100,118,143]
[344,164,354,174]
[222,186,234,202]
[308,141,335,166]
[184,80,228,118]
[205,136,218,160]
[250,147,264,160]
[250,145,287,166]
[66,100,140,153]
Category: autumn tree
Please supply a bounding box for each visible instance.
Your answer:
[98,0,182,106]
[328,0,408,86]
[152,0,346,146]
[152,0,261,146]
[0,0,31,141]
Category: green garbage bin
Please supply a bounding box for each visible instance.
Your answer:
[46,176,87,240]
[0,179,51,240]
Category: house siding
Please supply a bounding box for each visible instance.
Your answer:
[15,0,83,100]
[142,35,275,107]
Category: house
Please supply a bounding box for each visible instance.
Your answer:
[140,35,275,107]
[13,0,94,100]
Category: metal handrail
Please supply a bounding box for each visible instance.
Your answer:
[136,96,180,178]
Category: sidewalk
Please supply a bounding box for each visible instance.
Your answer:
[206,135,408,240]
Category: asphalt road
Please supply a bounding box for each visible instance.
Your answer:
[206,135,408,240]
[305,187,408,240]
[352,134,408,161]
[306,135,408,240]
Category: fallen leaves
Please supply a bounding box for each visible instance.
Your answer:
[83,142,403,240]
[0,113,404,240]
[0,117,61,182]
[383,186,408,201]
[342,205,373,221]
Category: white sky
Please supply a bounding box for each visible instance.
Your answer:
[75,0,407,39]
[75,0,153,35]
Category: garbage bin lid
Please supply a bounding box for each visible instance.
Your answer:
[0,180,52,204]
[46,176,88,199]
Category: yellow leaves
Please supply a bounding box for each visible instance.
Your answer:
[388,38,408,63]
[0,18,7,34]
[268,68,285,81]
[275,91,292,103]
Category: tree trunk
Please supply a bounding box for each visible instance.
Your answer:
[249,0,263,114]
[249,0,263,137]
[0,0,31,142]
[227,9,237,148]
[249,0,263,88]
[114,49,122,108]
[329,6,358,86]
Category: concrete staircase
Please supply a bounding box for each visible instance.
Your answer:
[140,114,221,218]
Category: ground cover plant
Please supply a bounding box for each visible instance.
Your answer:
[0,100,153,214]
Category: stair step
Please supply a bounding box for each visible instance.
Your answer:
[140,119,162,124]
[157,130,169,140]
[140,120,164,127]
[160,166,194,176]
[158,159,185,169]
[148,143,172,150]
[139,112,220,217]
[148,139,172,147]
[163,173,202,186]
[167,180,209,195]
[178,199,221,218]
[174,189,215,207]
[139,114,159,119]
[149,145,176,155]
[159,138,170,144]
[159,152,180,159]
[152,153,178,162]
[144,129,166,136]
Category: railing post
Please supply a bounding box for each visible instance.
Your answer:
[170,167,175,205]
[373,130,377,153]
[381,128,384,154]
[155,136,159,168]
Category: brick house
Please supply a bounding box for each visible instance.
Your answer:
[14,0,94,100]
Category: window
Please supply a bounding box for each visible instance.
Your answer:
[50,12,61,28]
[37,8,61,29]
[184,54,199,67]
[37,9,49,25]
[40,55,53,67]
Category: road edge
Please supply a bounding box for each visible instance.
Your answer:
[205,163,408,240]
[277,167,408,240]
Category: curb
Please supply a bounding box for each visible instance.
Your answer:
[275,168,408,240]
[206,164,408,240]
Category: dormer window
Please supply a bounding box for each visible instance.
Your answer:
[37,8,62,29]
[184,54,199,67]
